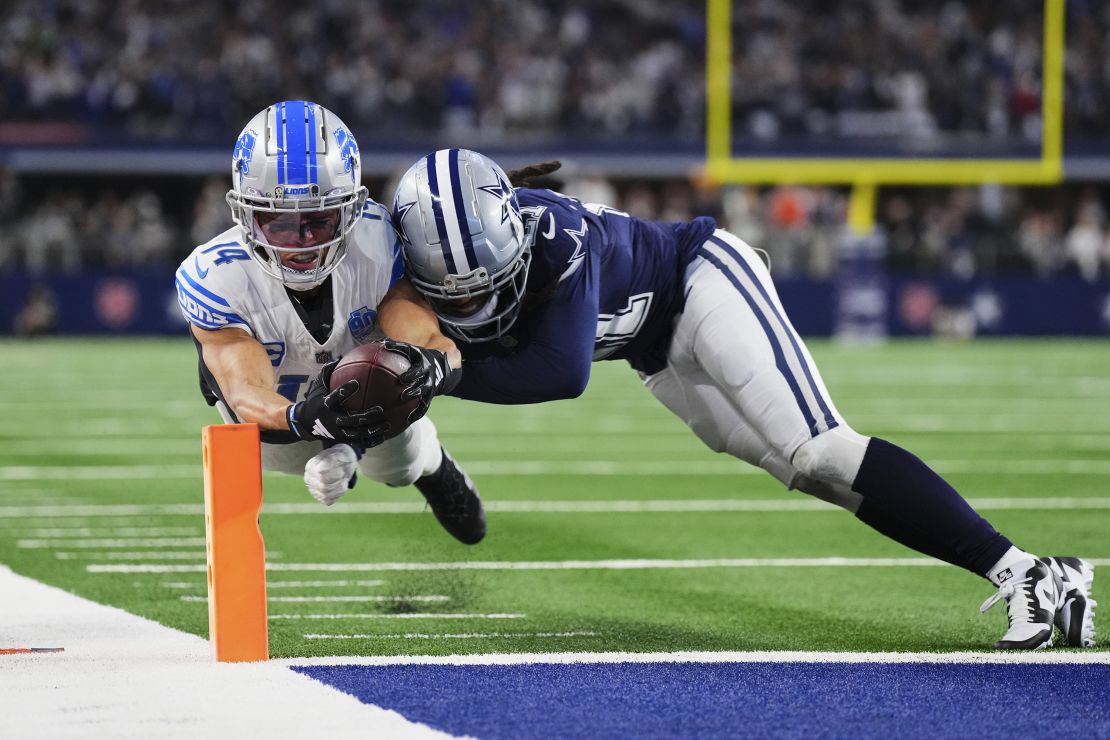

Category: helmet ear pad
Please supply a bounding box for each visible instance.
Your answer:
[392,148,530,342]
[225,100,369,290]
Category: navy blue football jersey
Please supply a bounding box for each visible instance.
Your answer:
[452,188,716,404]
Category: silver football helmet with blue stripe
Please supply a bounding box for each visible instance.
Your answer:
[226,101,369,291]
[392,149,530,342]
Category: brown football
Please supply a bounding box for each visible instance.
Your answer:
[328,341,420,440]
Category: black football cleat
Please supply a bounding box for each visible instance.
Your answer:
[414,447,486,545]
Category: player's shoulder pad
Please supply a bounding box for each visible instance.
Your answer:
[518,189,589,283]
[175,228,253,332]
[346,199,399,265]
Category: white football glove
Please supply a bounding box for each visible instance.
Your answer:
[304,443,360,506]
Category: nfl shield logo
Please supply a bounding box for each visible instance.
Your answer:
[315,351,333,364]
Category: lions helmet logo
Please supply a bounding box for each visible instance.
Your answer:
[334,127,360,180]
[232,129,258,181]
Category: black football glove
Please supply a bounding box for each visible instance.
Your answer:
[287,361,392,447]
[380,339,461,423]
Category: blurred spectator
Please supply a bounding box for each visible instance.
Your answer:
[13,283,58,336]
[1,0,1106,148]
[1065,194,1105,281]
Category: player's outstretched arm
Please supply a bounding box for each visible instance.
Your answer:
[191,325,296,430]
[378,278,461,367]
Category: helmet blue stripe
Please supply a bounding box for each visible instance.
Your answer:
[307,102,318,185]
[425,153,458,274]
[275,102,286,185]
[284,100,309,185]
[448,149,479,271]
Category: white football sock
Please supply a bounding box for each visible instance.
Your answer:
[987,546,1036,586]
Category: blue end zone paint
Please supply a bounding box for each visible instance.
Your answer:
[293,662,1110,739]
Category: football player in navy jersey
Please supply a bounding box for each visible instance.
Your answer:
[379,148,1096,649]
[177,103,484,544]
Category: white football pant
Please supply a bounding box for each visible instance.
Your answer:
[643,229,867,512]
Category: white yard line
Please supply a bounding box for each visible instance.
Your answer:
[19,537,207,549]
[0,565,456,740]
[6,496,1110,520]
[88,556,1110,575]
[159,579,387,589]
[13,527,200,538]
[268,613,525,620]
[277,649,1110,668]
[180,595,448,603]
[304,631,602,640]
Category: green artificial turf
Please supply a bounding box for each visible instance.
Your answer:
[1,337,1107,657]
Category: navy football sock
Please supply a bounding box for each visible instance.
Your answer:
[851,438,1012,578]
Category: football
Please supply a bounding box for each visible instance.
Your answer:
[328,341,421,440]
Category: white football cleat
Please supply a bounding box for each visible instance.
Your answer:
[1042,556,1097,648]
[980,557,1063,650]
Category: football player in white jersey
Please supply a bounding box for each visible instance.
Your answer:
[176,101,484,544]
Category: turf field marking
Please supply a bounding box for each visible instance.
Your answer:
[277,649,1110,667]
[56,551,207,561]
[180,595,449,603]
[19,537,207,549]
[85,557,1110,574]
[0,565,453,739]
[269,613,525,620]
[8,458,1110,480]
[8,496,1110,519]
[15,527,200,538]
[159,579,387,589]
[303,631,601,640]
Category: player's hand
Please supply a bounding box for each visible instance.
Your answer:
[304,443,361,506]
[381,339,460,423]
[288,361,391,446]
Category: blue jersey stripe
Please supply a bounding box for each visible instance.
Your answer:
[284,100,308,184]
[448,148,479,271]
[426,153,457,273]
[276,102,287,185]
[175,280,250,330]
[306,102,318,185]
[175,267,229,307]
[708,235,838,433]
[698,247,819,437]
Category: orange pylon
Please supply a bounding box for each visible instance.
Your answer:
[202,423,268,662]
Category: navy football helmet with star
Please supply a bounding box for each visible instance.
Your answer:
[391,148,530,343]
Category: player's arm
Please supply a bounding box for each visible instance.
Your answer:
[376,277,463,414]
[192,325,387,444]
[451,251,598,404]
[377,277,461,368]
[191,324,292,430]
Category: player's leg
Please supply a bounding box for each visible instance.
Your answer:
[643,362,864,513]
[358,416,486,545]
[683,230,1086,647]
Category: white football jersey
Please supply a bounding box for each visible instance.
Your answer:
[176,201,399,405]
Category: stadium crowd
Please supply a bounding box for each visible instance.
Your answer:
[3,166,1110,283]
[1,0,1108,144]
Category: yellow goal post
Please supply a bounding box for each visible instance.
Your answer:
[705,0,1065,232]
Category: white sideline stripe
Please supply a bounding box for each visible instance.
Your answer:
[8,458,1110,480]
[269,613,525,620]
[8,496,1110,519]
[159,579,387,589]
[304,631,602,640]
[20,537,207,549]
[278,649,1110,668]
[87,556,1110,575]
[0,565,454,740]
[180,595,448,603]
